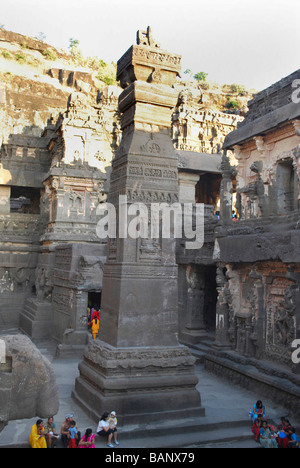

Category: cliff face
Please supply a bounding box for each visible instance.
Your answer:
[0,30,119,330]
[0,28,101,143]
[0,28,253,142]
[0,27,253,331]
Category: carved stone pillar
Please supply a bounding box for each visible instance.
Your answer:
[0,186,10,214]
[178,172,200,203]
[73,28,204,425]
[179,265,207,344]
[220,152,235,224]
[214,265,232,349]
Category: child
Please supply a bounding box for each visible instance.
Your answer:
[68,420,78,448]
[110,411,117,427]
[289,429,300,448]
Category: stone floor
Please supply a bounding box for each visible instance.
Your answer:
[0,335,299,449]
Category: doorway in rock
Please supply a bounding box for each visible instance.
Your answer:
[178,264,218,345]
[88,291,102,310]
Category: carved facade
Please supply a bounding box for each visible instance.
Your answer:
[215,69,300,390]
[0,83,118,342]
[1,26,299,418]
[172,86,243,154]
[0,28,244,354]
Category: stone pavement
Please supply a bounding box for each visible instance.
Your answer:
[0,338,299,449]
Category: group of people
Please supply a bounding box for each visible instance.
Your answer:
[29,411,119,449]
[87,307,101,340]
[250,400,299,449]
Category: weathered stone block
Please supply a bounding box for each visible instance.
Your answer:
[0,335,59,431]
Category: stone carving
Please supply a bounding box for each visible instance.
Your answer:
[136,26,160,48]
[172,86,243,154]
[50,87,121,170]
[266,283,296,364]
[68,190,84,214]
[35,266,52,302]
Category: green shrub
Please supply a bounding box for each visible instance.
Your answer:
[230,83,247,96]
[14,53,26,64]
[42,48,57,61]
[226,99,240,109]
[1,50,13,60]
[96,61,117,86]
[194,72,208,82]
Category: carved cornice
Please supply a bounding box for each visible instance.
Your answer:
[117,44,181,89]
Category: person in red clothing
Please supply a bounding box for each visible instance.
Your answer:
[277,419,295,449]
[91,308,101,322]
[252,417,263,442]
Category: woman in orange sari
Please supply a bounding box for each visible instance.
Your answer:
[90,317,100,340]
[29,419,47,448]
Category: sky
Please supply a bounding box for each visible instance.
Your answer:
[1,0,299,92]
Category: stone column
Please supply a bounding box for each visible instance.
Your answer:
[73,28,204,425]
[214,265,232,349]
[0,186,10,214]
[220,152,235,224]
[180,265,207,344]
[178,172,200,203]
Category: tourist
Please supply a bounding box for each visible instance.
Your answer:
[288,428,300,448]
[259,421,278,449]
[44,416,58,448]
[91,308,100,321]
[29,419,47,449]
[78,428,96,448]
[277,416,287,431]
[252,417,263,442]
[68,420,78,448]
[97,411,119,448]
[251,400,266,423]
[60,414,73,448]
[277,418,295,448]
[90,316,100,340]
[110,411,118,427]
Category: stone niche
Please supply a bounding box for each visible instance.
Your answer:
[214,262,300,366]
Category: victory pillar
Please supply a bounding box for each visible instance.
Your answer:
[73,28,205,425]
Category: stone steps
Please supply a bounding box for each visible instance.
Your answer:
[114,419,256,449]
[185,338,300,421]
[1,337,295,450]
[50,418,256,449]
[19,297,53,341]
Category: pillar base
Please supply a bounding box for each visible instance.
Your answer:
[72,339,205,425]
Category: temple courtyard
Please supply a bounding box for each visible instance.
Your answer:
[0,332,298,449]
